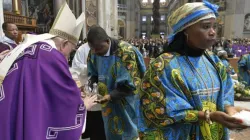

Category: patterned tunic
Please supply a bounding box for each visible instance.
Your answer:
[238,54,250,86]
[88,40,146,140]
[138,52,234,140]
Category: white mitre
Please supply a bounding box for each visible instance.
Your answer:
[49,2,85,45]
[0,2,85,85]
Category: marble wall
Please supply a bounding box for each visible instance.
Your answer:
[97,0,118,38]
[53,0,118,39]
[0,1,4,39]
[224,0,250,38]
[85,0,98,33]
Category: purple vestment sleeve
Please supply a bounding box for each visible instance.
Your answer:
[0,42,85,140]
[0,42,11,53]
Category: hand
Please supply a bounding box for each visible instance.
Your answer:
[210,111,247,130]
[225,106,250,116]
[80,91,86,99]
[247,70,250,75]
[96,95,111,104]
[0,50,10,62]
[83,95,98,110]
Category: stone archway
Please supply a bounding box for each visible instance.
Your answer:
[118,19,125,39]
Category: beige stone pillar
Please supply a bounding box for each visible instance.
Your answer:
[53,0,66,16]
[81,0,86,39]
[76,0,80,17]
[0,1,4,39]
[104,0,111,36]
[72,0,76,15]
[97,0,117,37]
[97,0,104,28]
[110,0,118,38]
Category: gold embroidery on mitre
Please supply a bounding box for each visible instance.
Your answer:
[49,29,78,45]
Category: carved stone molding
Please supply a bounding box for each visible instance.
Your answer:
[87,16,97,26]
[85,0,97,30]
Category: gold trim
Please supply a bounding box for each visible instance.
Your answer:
[0,75,4,86]
[49,29,78,45]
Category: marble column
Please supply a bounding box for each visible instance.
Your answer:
[0,1,4,39]
[126,0,137,39]
[81,0,86,39]
[136,3,141,38]
[13,0,20,14]
[110,0,118,38]
[126,0,131,39]
[147,15,151,38]
[72,0,76,15]
[76,0,79,17]
[97,0,118,38]
[97,0,104,28]
[104,0,111,36]
[53,0,66,16]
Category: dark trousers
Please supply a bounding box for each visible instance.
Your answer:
[82,111,106,140]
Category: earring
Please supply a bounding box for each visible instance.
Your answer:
[184,32,189,42]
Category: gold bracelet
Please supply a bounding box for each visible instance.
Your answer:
[204,110,213,125]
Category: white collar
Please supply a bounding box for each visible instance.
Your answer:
[2,36,17,45]
[104,40,111,56]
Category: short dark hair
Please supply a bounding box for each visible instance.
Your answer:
[2,22,15,31]
[87,26,109,44]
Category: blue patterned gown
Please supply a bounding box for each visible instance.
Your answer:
[238,54,250,86]
[87,39,146,140]
[138,52,234,140]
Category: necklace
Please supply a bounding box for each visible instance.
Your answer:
[185,55,214,111]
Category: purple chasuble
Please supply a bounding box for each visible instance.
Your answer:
[0,41,86,140]
[0,42,17,53]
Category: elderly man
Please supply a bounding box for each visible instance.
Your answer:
[0,22,18,53]
[0,3,96,140]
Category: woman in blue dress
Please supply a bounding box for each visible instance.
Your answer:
[238,54,250,86]
[217,50,235,75]
[138,1,249,140]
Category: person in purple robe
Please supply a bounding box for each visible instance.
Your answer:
[0,22,18,53]
[0,3,96,140]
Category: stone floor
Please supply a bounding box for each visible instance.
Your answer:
[234,101,250,109]
[230,101,250,140]
[230,129,250,140]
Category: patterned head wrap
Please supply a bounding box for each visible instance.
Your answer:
[168,1,219,44]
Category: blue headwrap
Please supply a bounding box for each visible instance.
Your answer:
[167,1,219,44]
